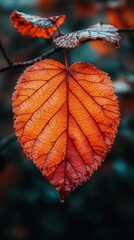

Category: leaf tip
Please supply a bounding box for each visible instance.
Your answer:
[59,189,67,203]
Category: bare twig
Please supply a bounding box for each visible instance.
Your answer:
[0,28,134,74]
[0,46,61,73]
[0,40,13,66]
[118,28,134,33]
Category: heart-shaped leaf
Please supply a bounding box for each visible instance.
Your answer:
[12,59,120,201]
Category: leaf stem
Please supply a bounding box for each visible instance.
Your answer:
[64,49,69,69]
[56,25,62,36]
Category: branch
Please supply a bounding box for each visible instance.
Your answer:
[0,46,61,73]
[0,27,134,73]
[0,40,13,65]
[118,28,134,33]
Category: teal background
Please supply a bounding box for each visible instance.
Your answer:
[0,1,134,240]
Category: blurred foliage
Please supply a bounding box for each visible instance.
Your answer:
[0,0,134,240]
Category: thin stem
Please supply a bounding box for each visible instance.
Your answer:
[0,47,61,73]
[56,25,62,36]
[64,49,69,69]
[0,40,13,65]
[118,28,134,33]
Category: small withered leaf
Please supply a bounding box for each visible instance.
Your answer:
[53,23,121,48]
[11,10,66,39]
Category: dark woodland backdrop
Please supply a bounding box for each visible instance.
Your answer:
[0,0,134,240]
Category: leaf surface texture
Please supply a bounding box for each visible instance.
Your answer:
[13,59,120,200]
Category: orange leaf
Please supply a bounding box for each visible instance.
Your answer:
[11,11,66,39]
[74,1,99,18]
[106,3,134,28]
[12,59,120,201]
[39,0,53,8]
[90,40,116,56]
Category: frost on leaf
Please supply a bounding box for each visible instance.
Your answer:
[53,23,121,48]
[12,59,120,201]
[11,11,66,39]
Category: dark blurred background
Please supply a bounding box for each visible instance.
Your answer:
[0,0,134,240]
